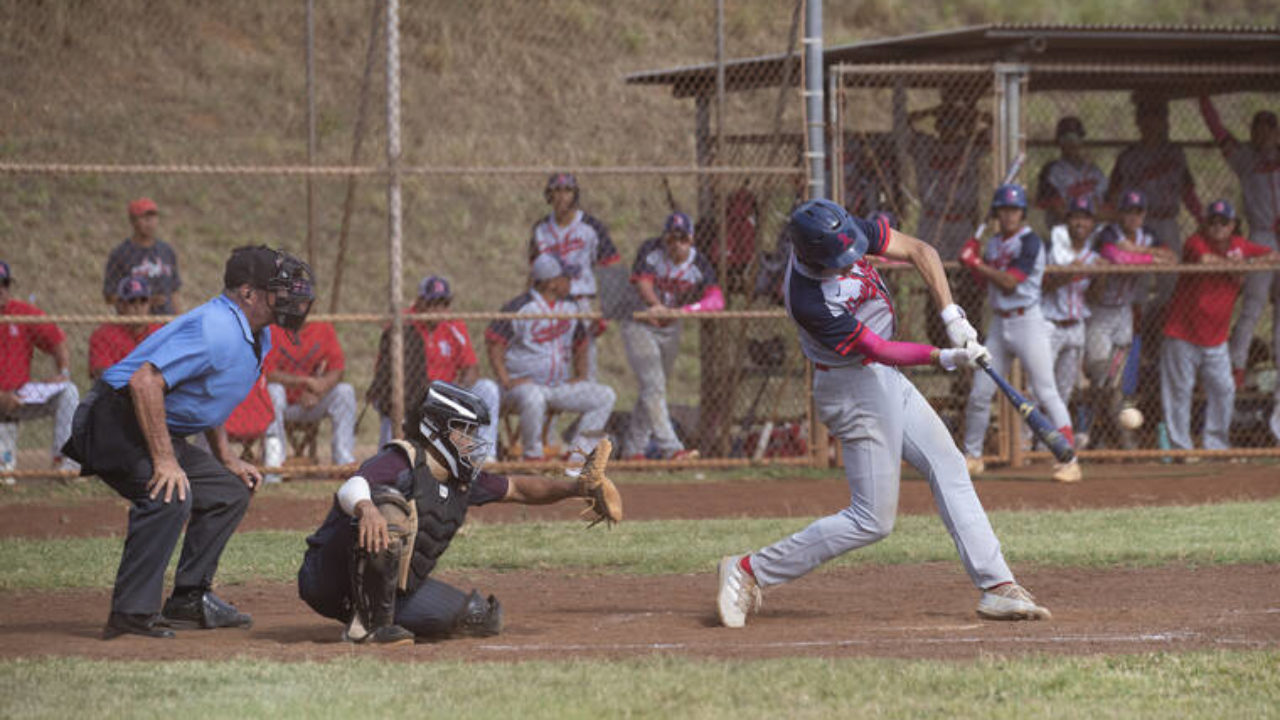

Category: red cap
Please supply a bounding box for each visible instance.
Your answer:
[128,197,159,217]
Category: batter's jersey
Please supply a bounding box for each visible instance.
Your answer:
[1094,223,1162,307]
[1219,140,1280,237]
[1035,157,1108,227]
[983,226,1045,313]
[485,289,585,386]
[528,210,621,297]
[784,215,894,367]
[1041,225,1101,322]
[1108,143,1194,221]
[630,237,719,308]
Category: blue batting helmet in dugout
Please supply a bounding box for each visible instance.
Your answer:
[991,183,1028,211]
[788,199,869,270]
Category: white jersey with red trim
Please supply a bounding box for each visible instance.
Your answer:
[528,210,621,297]
[484,289,584,386]
[983,226,1045,313]
[1221,142,1280,238]
[1041,225,1101,322]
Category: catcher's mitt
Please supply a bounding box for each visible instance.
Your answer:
[576,437,622,528]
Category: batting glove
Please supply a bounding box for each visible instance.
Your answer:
[939,342,990,371]
[959,238,982,269]
[941,304,978,348]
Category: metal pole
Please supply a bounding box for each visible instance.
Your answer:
[385,0,405,438]
[803,0,825,199]
[305,0,317,269]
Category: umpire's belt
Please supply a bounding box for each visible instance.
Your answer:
[995,306,1031,318]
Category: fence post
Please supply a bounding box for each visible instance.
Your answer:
[385,0,405,438]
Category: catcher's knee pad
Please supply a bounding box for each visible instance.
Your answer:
[452,590,503,638]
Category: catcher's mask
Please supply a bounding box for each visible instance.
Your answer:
[405,381,492,482]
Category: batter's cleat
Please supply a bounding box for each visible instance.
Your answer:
[965,456,985,475]
[161,590,253,630]
[977,583,1052,621]
[669,449,700,461]
[1051,458,1082,483]
[102,612,175,640]
[716,555,762,628]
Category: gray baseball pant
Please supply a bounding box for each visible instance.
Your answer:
[750,364,1013,591]
[1047,319,1086,408]
[1227,231,1278,370]
[620,319,684,457]
[1160,337,1234,450]
[504,380,616,459]
[266,382,357,465]
[0,382,80,473]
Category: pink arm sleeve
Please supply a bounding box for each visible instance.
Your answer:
[681,285,725,313]
[1099,244,1155,265]
[851,327,935,367]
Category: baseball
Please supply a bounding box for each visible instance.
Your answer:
[1118,407,1144,430]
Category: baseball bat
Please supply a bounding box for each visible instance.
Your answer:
[971,151,1026,241]
[661,176,679,214]
[977,358,1076,463]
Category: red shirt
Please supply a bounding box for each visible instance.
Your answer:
[224,373,274,440]
[264,322,346,404]
[1,299,66,391]
[88,322,161,376]
[1163,232,1272,347]
[411,319,478,383]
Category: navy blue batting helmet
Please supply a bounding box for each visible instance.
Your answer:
[788,199,869,270]
[991,183,1028,212]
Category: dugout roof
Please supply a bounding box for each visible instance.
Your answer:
[624,24,1280,96]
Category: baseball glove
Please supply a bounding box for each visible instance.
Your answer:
[576,437,622,528]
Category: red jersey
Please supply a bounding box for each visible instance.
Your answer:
[1,299,65,391]
[88,322,161,376]
[411,319,478,383]
[264,322,346,404]
[1163,232,1272,347]
[224,373,274,441]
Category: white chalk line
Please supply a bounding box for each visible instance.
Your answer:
[478,629,1276,654]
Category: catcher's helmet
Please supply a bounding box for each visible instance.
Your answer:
[990,183,1028,212]
[788,199,869,270]
[544,172,580,205]
[404,381,492,482]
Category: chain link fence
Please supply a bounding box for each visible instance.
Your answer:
[0,0,811,480]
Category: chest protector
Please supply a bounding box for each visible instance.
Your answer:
[386,441,471,595]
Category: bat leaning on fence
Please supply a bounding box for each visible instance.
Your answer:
[977,358,1076,464]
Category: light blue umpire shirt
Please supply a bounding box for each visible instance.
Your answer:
[102,293,271,437]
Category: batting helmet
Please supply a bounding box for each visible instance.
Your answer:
[544,172,580,205]
[788,199,869,270]
[404,381,492,483]
[990,183,1028,212]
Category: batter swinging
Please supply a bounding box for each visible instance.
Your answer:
[715,199,1051,629]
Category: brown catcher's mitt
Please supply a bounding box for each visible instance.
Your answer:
[577,437,622,528]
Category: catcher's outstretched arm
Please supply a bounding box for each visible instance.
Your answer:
[501,475,583,505]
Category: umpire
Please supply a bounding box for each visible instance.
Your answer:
[63,245,315,639]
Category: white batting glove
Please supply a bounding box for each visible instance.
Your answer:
[964,340,991,367]
[938,343,990,372]
[940,303,978,348]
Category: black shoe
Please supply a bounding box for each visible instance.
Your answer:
[103,612,175,640]
[161,590,253,630]
[365,625,415,646]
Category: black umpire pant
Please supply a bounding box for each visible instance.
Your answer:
[64,381,251,616]
[297,517,469,638]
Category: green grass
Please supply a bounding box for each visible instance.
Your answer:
[3,498,1276,591]
[1,652,1278,719]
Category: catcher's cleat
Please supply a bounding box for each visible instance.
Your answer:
[977,583,1052,621]
[716,555,762,629]
[102,612,175,640]
[350,624,415,647]
[1051,458,1082,483]
[965,456,985,475]
[161,590,253,630]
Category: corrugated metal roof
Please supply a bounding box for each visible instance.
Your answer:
[626,24,1280,97]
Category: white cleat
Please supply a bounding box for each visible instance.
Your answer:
[716,555,762,628]
[1052,458,1082,483]
[965,456,985,475]
[977,583,1052,621]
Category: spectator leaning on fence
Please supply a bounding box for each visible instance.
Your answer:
[0,260,80,481]
[1160,200,1280,452]
[620,211,722,461]
[1035,116,1109,230]
[485,254,616,461]
[1081,190,1176,450]
[528,172,622,381]
[89,276,163,381]
[103,197,182,316]
[1040,195,1102,432]
[261,320,358,481]
[1199,96,1280,399]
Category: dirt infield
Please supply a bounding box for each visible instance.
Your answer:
[1,462,1277,662]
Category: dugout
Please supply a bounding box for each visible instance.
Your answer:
[627,24,1280,464]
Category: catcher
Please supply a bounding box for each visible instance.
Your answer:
[297,380,620,646]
